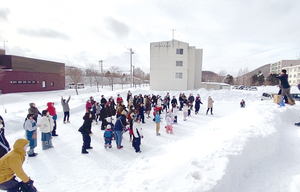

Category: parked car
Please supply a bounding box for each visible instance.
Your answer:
[67,83,85,89]
[261,92,275,100]
[291,93,300,101]
[249,87,257,91]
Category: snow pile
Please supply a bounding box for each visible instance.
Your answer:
[1,85,300,192]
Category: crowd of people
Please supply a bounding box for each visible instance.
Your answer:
[0,91,215,191]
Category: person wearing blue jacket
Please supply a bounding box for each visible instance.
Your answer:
[114,110,127,149]
[154,107,161,136]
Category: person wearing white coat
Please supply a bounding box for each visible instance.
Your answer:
[206,96,214,115]
[38,110,54,150]
[132,117,143,153]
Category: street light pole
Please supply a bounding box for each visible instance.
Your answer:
[99,60,103,88]
[128,48,134,87]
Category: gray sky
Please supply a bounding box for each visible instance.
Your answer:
[0,0,299,76]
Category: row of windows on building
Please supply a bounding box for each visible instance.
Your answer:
[10,80,54,88]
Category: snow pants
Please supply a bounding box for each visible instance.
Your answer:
[132,137,141,152]
[82,134,91,150]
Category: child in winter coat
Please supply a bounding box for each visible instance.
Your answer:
[24,114,40,157]
[104,124,114,149]
[47,102,58,136]
[172,105,178,124]
[165,109,173,134]
[195,95,203,115]
[39,110,54,150]
[61,96,71,123]
[154,107,161,136]
[95,102,101,124]
[132,115,143,153]
[183,103,188,121]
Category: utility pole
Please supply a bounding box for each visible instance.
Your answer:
[1,41,7,52]
[133,65,135,88]
[99,60,103,88]
[128,48,134,87]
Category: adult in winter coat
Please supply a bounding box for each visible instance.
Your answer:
[39,110,54,150]
[47,102,58,136]
[79,107,95,154]
[24,114,40,157]
[28,103,41,122]
[145,95,152,118]
[0,115,10,159]
[132,117,143,153]
[195,94,203,115]
[171,96,178,108]
[138,103,145,123]
[109,97,116,116]
[100,104,108,130]
[271,69,295,104]
[100,95,107,105]
[61,96,71,123]
[0,139,37,192]
[188,94,195,110]
[114,110,127,149]
[206,96,214,115]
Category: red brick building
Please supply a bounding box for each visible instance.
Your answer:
[0,50,65,94]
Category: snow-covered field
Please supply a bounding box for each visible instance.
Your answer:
[1,85,300,192]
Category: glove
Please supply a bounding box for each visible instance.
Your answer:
[20,179,35,191]
[141,136,144,139]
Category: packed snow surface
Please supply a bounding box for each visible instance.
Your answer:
[2,85,300,192]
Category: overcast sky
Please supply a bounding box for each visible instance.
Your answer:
[0,0,300,76]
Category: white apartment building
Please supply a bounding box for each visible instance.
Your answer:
[270,60,300,74]
[150,40,203,91]
[285,65,300,86]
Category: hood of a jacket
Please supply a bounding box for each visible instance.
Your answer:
[47,102,54,108]
[13,139,29,153]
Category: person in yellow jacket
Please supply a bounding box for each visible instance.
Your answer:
[0,138,37,192]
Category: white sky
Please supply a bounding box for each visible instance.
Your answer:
[0,0,300,76]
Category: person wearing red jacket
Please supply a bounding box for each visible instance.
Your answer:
[47,102,58,136]
[116,94,123,105]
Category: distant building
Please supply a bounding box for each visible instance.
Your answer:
[270,60,300,74]
[0,49,65,94]
[285,65,300,86]
[150,40,203,91]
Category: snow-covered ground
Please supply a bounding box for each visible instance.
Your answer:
[1,85,300,192]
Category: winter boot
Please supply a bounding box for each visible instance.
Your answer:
[81,149,89,154]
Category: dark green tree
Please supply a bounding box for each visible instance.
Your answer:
[224,74,234,85]
[266,74,279,85]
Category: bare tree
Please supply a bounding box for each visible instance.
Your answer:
[66,67,83,95]
[105,66,122,91]
[218,70,227,82]
[86,65,101,92]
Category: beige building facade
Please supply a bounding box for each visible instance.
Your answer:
[150,40,203,91]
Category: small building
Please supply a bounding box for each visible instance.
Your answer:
[270,60,300,74]
[0,50,65,94]
[150,40,203,91]
[201,82,231,90]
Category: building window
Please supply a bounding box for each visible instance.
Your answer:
[175,72,183,79]
[176,61,183,67]
[294,74,297,78]
[23,81,27,84]
[32,81,36,84]
[10,81,17,84]
[17,81,22,84]
[51,82,54,86]
[42,81,46,88]
[176,49,183,55]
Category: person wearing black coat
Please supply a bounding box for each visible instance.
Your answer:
[100,104,108,130]
[79,107,95,154]
[0,115,10,158]
[195,95,203,115]
[271,69,295,104]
